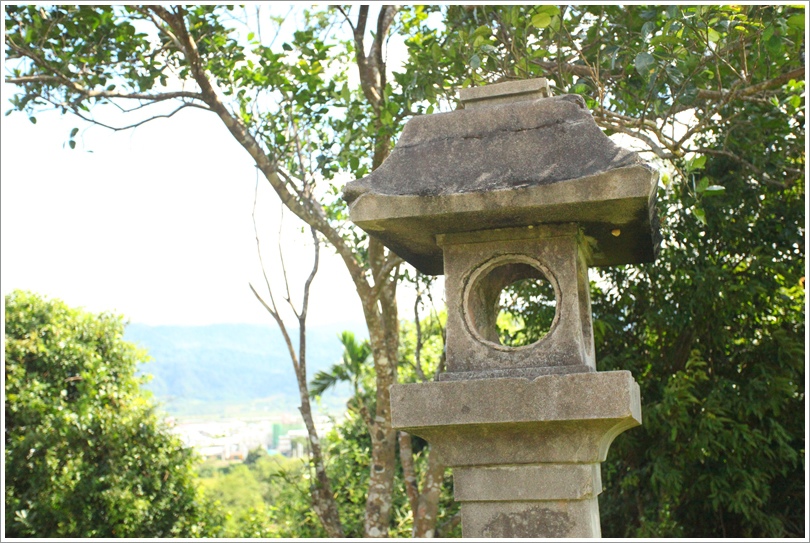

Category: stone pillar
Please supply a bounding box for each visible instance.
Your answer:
[344,78,659,538]
[391,372,641,537]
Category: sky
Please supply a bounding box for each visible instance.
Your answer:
[1,5,454,331]
[0,89,373,328]
[0,5,445,330]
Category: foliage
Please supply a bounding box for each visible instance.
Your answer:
[504,117,805,536]
[310,331,374,418]
[397,307,446,383]
[244,411,460,538]
[306,320,460,537]
[4,290,224,538]
[398,4,805,537]
[593,147,805,537]
[195,453,308,538]
[496,278,556,347]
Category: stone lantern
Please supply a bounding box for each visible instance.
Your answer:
[344,78,659,538]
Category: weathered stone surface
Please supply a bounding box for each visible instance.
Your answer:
[439,223,595,379]
[391,371,641,538]
[460,77,552,109]
[356,79,653,538]
[390,371,641,465]
[344,93,638,199]
[453,463,602,501]
[343,82,660,274]
[461,500,601,538]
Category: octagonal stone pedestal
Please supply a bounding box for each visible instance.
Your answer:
[391,371,642,538]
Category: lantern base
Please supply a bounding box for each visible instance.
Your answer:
[391,371,641,538]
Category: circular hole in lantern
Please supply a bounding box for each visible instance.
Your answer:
[496,275,557,347]
[464,256,559,349]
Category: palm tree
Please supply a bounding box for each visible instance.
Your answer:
[310,331,374,422]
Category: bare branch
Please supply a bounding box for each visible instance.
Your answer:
[250,176,300,375]
[595,116,678,160]
[250,170,342,537]
[299,226,320,324]
[249,282,300,374]
[334,5,356,34]
[276,206,298,317]
[79,102,206,132]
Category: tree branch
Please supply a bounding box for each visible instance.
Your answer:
[145,5,371,300]
[334,5,356,34]
[398,431,420,515]
[63,101,207,132]
[369,255,404,302]
[4,74,204,103]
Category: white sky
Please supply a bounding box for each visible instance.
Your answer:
[0,82,379,328]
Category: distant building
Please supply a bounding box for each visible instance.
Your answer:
[169,414,335,461]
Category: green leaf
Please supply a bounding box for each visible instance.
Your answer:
[470,54,481,69]
[766,34,783,56]
[707,28,721,43]
[282,42,292,52]
[68,139,76,149]
[70,127,79,138]
[531,13,552,29]
[471,25,491,39]
[693,206,707,224]
[665,65,684,86]
[787,13,805,31]
[634,52,656,76]
[28,116,37,124]
[703,185,726,196]
[536,5,560,17]
[687,155,707,172]
[696,176,710,193]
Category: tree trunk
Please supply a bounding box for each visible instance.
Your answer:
[361,250,400,537]
[296,373,344,537]
[412,446,446,537]
[399,432,420,514]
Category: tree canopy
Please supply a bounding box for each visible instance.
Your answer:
[4,4,805,538]
[4,290,223,538]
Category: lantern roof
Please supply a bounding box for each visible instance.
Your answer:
[344,79,660,275]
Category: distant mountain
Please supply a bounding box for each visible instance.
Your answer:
[124,322,359,418]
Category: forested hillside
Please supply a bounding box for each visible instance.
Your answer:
[124,323,353,416]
